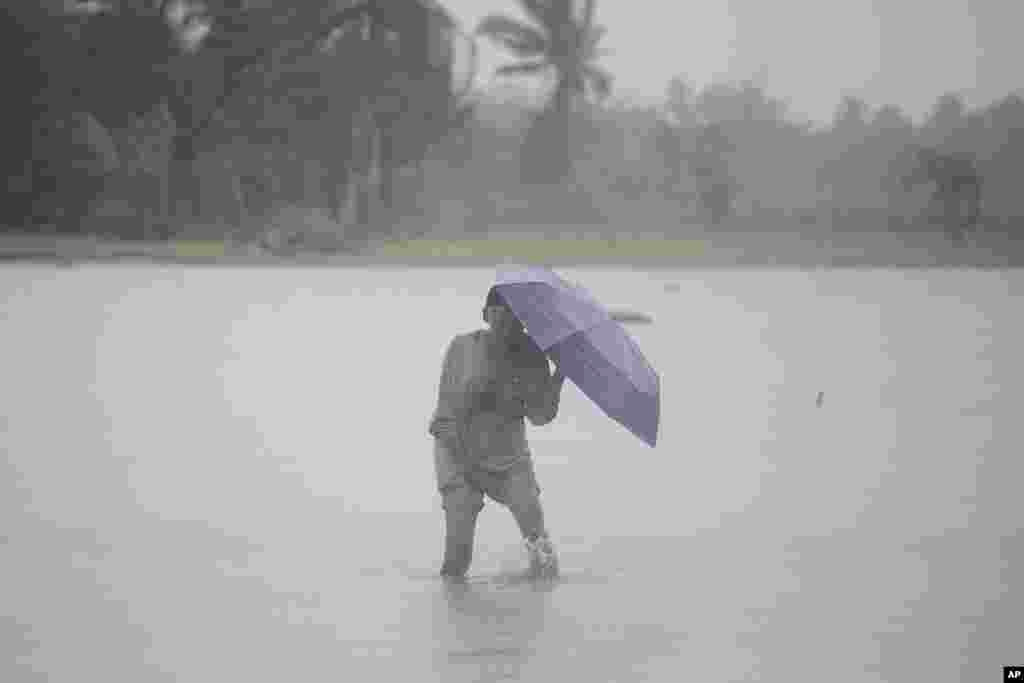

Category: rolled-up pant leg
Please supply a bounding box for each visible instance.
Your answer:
[440,483,484,578]
[492,460,547,543]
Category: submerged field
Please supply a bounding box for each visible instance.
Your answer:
[2,265,1020,682]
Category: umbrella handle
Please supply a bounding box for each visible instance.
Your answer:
[546,351,566,382]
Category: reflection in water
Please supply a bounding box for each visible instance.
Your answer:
[432,574,555,679]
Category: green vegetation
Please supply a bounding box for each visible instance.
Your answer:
[3,0,475,239]
[2,0,1022,260]
[376,238,706,260]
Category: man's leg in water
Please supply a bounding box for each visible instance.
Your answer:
[440,483,484,579]
[472,460,547,541]
[505,478,547,542]
[492,460,558,576]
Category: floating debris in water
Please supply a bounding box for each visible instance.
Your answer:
[610,310,654,324]
[448,646,530,659]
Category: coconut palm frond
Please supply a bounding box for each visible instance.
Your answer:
[518,0,556,31]
[580,0,596,32]
[496,60,550,77]
[475,15,533,39]
[583,63,613,100]
[476,15,549,58]
[503,35,550,58]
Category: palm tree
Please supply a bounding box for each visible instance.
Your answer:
[476,0,612,184]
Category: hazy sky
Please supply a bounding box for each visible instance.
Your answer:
[443,0,1021,125]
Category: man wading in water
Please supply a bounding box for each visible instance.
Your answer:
[429,287,566,580]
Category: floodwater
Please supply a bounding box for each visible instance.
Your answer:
[2,264,1021,682]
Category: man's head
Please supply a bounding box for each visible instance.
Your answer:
[483,287,525,341]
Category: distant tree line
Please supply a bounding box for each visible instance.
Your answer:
[649,79,1024,240]
[2,0,478,241]
[5,0,1020,246]
[469,1,1022,243]
[389,81,1023,241]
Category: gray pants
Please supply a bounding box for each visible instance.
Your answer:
[438,456,547,578]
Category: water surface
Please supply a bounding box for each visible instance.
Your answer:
[2,265,1020,682]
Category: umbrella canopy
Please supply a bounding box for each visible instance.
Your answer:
[493,266,660,447]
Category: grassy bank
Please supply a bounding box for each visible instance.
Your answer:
[2,225,1022,268]
[375,236,708,261]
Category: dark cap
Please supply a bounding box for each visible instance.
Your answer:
[485,286,508,308]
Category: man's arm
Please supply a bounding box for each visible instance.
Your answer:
[429,336,462,438]
[523,362,566,427]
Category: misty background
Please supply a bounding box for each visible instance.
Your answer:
[452,0,1021,127]
[2,0,1021,256]
[3,3,1023,681]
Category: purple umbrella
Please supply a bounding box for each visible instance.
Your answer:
[494,266,660,447]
